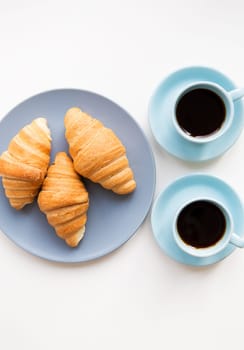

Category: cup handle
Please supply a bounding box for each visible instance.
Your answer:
[230,232,244,248]
[230,87,244,101]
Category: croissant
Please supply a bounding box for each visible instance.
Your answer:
[64,107,136,195]
[0,118,51,210]
[37,152,89,247]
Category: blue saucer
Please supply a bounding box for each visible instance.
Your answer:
[151,174,244,266]
[149,66,244,162]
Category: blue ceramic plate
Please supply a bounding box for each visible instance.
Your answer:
[0,89,156,263]
[149,66,244,162]
[151,174,244,266]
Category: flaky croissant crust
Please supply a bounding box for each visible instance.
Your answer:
[0,117,51,209]
[38,152,89,247]
[64,107,136,195]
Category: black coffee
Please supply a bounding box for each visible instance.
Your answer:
[176,200,226,248]
[176,88,226,137]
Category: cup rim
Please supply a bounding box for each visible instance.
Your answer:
[173,197,233,258]
[172,81,234,144]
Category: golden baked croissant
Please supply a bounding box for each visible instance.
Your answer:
[37,152,89,247]
[64,107,136,194]
[0,118,51,210]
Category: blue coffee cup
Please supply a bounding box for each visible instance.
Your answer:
[173,81,244,144]
[173,197,244,258]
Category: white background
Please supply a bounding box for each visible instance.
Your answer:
[1,0,244,349]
